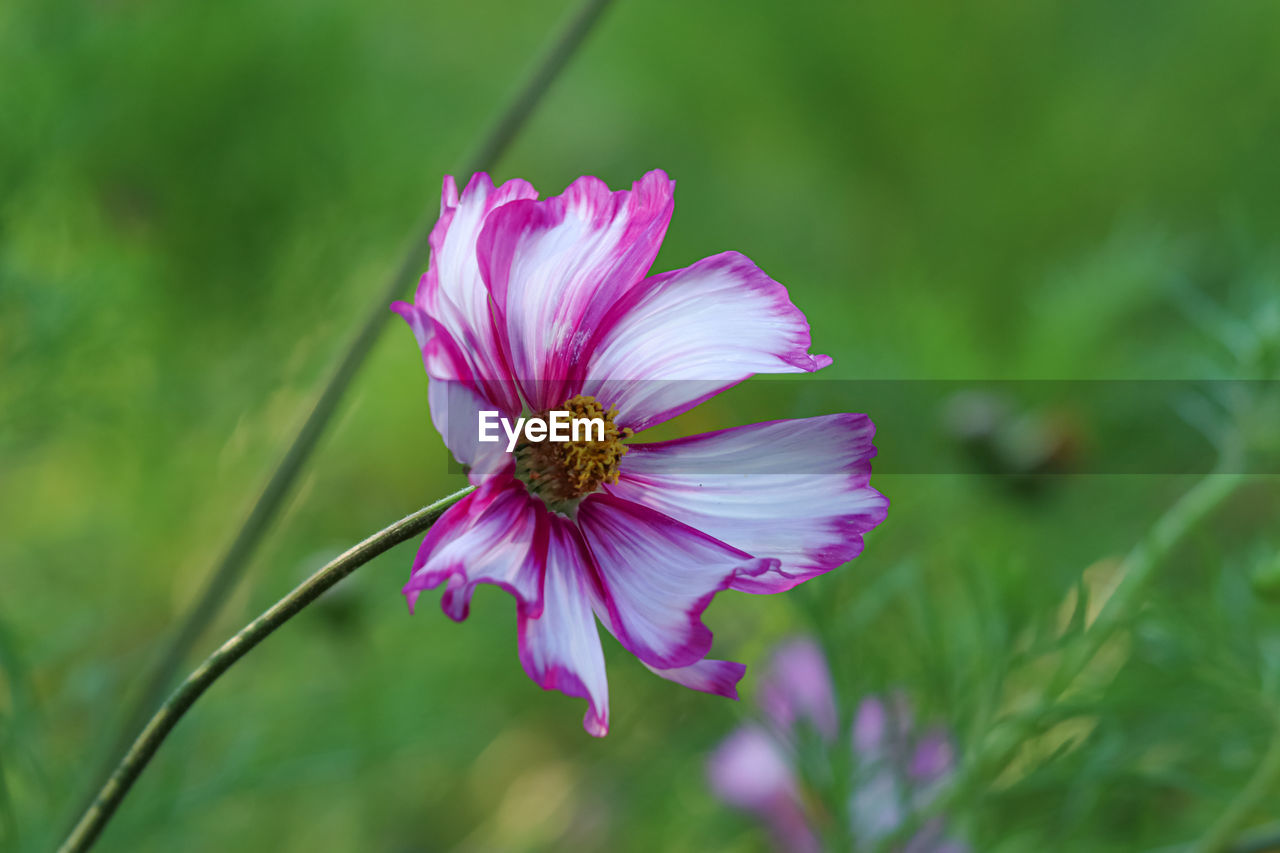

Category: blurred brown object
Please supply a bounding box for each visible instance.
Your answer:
[944,390,1085,495]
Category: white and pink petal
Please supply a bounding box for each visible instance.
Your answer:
[575,493,775,670]
[517,514,610,736]
[476,170,675,410]
[608,414,887,592]
[391,300,520,475]
[643,657,746,700]
[403,479,546,620]
[411,173,536,413]
[581,251,832,432]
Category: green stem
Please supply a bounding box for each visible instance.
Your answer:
[1050,468,1246,696]
[1193,711,1280,853]
[58,487,473,853]
[75,0,617,828]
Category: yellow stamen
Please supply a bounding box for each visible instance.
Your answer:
[516,394,633,510]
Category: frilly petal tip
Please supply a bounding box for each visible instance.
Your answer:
[583,709,609,737]
[441,175,461,208]
[402,587,420,615]
[440,591,472,623]
[774,347,832,374]
[636,167,676,197]
[717,662,749,700]
[460,172,495,199]
[716,681,744,702]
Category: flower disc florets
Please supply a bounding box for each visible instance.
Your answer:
[514,394,633,513]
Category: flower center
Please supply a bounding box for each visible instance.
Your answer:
[515,394,633,512]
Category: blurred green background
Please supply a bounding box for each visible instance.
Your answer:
[3,0,1280,850]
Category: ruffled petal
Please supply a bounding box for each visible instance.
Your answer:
[392,298,519,475]
[643,657,746,699]
[575,493,775,670]
[476,170,675,410]
[608,414,887,593]
[580,251,832,432]
[402,173,536,414]
[403,478,546,620]
[517,513,610,736]
[390,298,434,358]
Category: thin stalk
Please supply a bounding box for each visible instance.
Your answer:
[1049,468,1245,697]
[76,0,616,828]
[59,487,473,853]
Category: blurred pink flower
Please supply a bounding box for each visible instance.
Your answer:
[707,726,820,853]
[708,639,967,851]
[393,172,886,735]
[850,695,965,852]
[758,637,840,741]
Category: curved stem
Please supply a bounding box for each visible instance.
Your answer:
[77,0,617,825]
[58,487,473,853]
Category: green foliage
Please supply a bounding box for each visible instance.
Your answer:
[3,0,1280,850]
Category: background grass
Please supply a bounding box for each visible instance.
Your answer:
[2,0,1280,850]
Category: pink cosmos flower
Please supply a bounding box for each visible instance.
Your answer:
[392,171,887,736]
[708,639,968,852]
